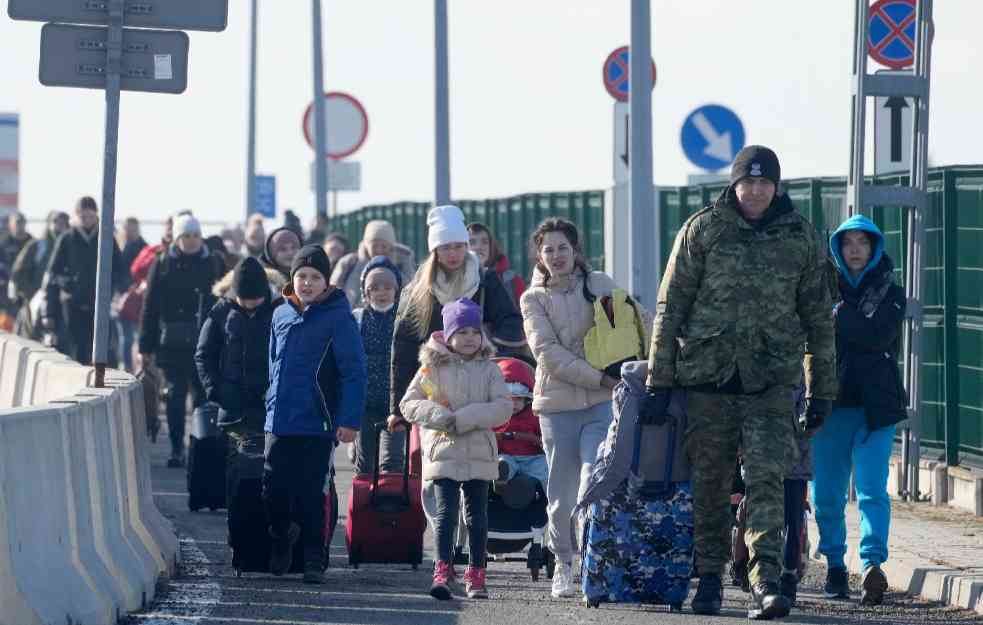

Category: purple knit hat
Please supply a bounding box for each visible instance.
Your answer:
[442,298,483,341]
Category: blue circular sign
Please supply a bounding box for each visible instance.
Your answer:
[680,104,745,172]
[602,46,656,102]
[867,0,916,69]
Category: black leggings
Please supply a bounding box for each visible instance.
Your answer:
[783,478,807,574]
[433,479,489,568]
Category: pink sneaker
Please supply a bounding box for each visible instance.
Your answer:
[430,561,453,600]
[464,566,488,599]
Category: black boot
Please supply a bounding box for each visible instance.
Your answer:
[749,581,791,620]
[303,547,325,584]
[690,573,723,615]
[860,565,888,606]
[268,522,300,576]
[779,572,798,607]
[824,566,850,599]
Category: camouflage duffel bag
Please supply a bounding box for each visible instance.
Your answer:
[581,481,693,609]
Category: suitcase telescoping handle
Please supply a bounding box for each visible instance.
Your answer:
[370,420,412,508]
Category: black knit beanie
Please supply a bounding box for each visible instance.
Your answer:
[730,145,781,185]
[290,245,332,281]
[233,257,268,300]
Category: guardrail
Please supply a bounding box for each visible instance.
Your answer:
[0,332,178,625]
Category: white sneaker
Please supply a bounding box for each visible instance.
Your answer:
[551,561,575,598]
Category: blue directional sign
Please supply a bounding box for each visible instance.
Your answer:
[680,104,745,172]
[255,175,276,218]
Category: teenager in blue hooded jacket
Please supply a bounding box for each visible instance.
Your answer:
[265,245,367,584]
[811,215,906,606]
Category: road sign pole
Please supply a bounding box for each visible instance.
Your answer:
[245,0,258,219]
[629,0,656,309]
[312,0,329,219]
[434,0,451,206]
[92,0,124,387]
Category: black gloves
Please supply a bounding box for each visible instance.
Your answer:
[638,386,672,425]
[802,398,832,434]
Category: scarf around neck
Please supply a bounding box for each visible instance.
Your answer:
[431,252,481,305]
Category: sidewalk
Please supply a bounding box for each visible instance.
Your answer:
[806,500,983,615]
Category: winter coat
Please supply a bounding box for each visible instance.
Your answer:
[353,256,403,418]
[121,236,147,273]
[130,243,162,283]
[211,264,289,301]
[195,295,277,431]
[400,333,512,482]
[389,253,525,418]
[490,254,526,308]
[521,267,649,414]
[330,243,415,309]
[829,215,907,431]
[0,233,32,272]
[266,285,367,438]
[11,232,57,301]
[43,226,126,321]
[493,357,542,457]
[646,188,837,400]
[138,245,223,365]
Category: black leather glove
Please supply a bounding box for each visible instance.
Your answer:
[802,398,832,434]
[638,386,672,425]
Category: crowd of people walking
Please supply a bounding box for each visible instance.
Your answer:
[0,144,906,617]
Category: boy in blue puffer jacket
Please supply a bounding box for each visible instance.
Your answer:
[811,215,906,606]
[265,245,367,584]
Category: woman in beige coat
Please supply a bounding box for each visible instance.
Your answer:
[520,217,642,598]
[399,298,512,600]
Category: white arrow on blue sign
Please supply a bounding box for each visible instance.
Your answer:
[255,175,276,218]
[680,104,745,172]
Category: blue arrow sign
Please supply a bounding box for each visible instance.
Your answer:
[680,104,745,172]
[255,175,276,218]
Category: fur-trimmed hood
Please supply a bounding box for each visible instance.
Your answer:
[419,331,496,367]
[213,265,287,299]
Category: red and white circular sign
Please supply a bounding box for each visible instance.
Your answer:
[302,91,369,159]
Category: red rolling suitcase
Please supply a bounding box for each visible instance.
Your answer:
[346,422,426,569]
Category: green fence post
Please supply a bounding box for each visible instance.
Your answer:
[942,168,960,466]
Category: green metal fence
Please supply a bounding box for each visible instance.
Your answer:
[330,166,983,468]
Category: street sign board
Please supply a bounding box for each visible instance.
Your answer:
[303,92,369,159]
[602,46,656,102]
[680,104,745,172]
[867,0,916,69]
[40,24,189,94]
[255,175,276,218]
[874,70,913,175]
[0,114,18,215]
[8,0,229,32]
[309,160,362,192]
[613,102,629,184]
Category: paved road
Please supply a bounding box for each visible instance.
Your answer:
[126,419,981,625]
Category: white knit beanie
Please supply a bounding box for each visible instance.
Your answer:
[427,205,469,252]
[173,214,201,238]
[362,220,396,245]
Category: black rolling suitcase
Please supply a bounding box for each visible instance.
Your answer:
[227,435,339,576]
[187,402,228,511]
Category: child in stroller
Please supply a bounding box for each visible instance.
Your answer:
[467,357,554,580]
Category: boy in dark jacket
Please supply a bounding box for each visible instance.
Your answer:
[811,215,906,607]
[195,256,276,437]
[352,255,404,475]
[265,246,366,584]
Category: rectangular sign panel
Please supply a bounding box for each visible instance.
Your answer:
[0,114,18,216]
[40,24,189,94]
[874,69,914,176]
[255,175,276,218]
[310,160,362,192]
[9,0,228,32]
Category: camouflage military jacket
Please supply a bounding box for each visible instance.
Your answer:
[646,190,837,400]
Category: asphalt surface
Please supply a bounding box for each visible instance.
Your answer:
[126,417,982,625]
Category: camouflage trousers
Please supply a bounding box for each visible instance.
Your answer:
[684,385,798,586]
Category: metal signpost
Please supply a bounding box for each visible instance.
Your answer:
[434,0,451,206]
[311,0,329,220]
[680,104,745,172]
[9,0,228,387]
[847,0,933,501]
[246,0,259,218]
[255,175,276,219]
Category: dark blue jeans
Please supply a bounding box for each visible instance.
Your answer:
[433,478,489,568]
[262,434,334,554]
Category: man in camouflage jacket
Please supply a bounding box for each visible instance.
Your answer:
[639,145,836,619]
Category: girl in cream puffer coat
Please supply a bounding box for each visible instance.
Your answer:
[399,298,512,600]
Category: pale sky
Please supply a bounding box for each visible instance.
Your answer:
[1,1,981,236]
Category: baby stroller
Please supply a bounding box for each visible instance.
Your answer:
[454,473,554,581]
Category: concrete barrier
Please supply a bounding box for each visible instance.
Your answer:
[0,332,178,625]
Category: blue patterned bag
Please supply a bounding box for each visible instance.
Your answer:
[574,361,693,609]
